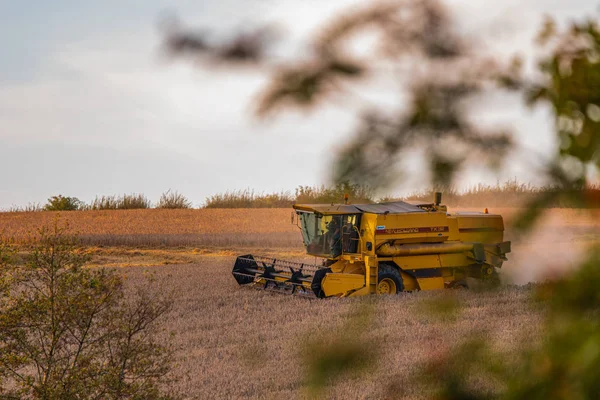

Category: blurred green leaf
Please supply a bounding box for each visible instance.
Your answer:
[302,301,376,397]
[255,57,364,117]
[536,16,557,45]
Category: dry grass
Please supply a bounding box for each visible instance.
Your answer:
[123,259,543,399]
[204,189,295,208]
[203,184,374,208]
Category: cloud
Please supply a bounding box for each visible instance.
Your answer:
[0,31,354,208]
[1,0,598,208]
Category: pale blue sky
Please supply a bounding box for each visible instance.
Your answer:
[0,0,598,208]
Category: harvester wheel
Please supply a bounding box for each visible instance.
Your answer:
[485,267,501,285]
[377,264,404,295]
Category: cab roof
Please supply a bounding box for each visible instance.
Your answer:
[293,201,425,215]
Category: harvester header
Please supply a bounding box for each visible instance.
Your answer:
[232,193,511,298]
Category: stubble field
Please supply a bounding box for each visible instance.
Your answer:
[1,207,599,398]
[131,260,541,399]
[0,209,300,247]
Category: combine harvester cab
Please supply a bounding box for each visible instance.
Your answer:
[232,193,511,298]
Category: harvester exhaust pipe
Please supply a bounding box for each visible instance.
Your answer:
[434,192,442,206]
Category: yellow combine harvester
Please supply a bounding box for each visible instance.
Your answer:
[232,193,511,297]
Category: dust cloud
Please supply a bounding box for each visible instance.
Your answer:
[501,209,599,284]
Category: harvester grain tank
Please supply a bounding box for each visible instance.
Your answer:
[232,193,511,297]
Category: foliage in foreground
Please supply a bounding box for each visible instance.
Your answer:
[410,246,600,400]
[163,0,599,208]
[162,2,600,398]
[163,0,514,190]
[0,223,174,399]
[298,246,600,399]
[301,302,375,397]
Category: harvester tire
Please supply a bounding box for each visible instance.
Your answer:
[377,264,404,295]
[486,267,501,285]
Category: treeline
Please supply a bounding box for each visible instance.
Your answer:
[204,181,600,208]
[4,183,374,212]
[7,190,193,212]
[203,183,373,208]
[5,182,600,212]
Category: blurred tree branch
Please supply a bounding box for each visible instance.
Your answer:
[492,14,600,228]
[161,0,515,191]
[161,1,599,206]
[160,4,600,398]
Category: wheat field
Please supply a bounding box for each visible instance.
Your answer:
[126,259,542,399]
[0,209,300,247]
[1,207,598,247]
[2,207,598,398]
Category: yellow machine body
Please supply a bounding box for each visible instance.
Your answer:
[232,195,511,298]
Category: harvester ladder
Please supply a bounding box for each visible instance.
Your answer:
[366,256,378,294]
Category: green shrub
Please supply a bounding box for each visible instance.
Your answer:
[0,222,174,399]
[44,195,82,211]
[157,190,193,209]
[411,246,600,399]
